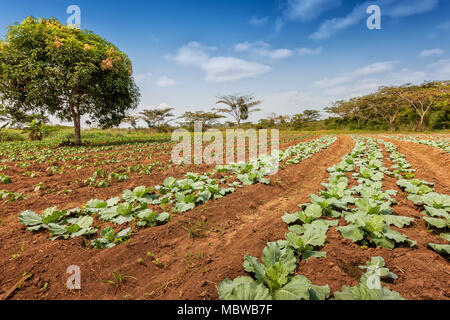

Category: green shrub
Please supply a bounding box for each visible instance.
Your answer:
[0,131,26,142]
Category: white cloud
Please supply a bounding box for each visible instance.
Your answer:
[234,41,294,60]
[256,59,445,119]
[297,46,323,56]
[260,49,294,60]
[134,72,152,84]
[353,61,397,76]
[388,0,439,18]
[134,72,177,87]
[249,16,269,26]
[315,61,396,88]
[155,75,176,87]
[276,0,342,33]
[419,48,444,57]
[310,2,367,40]
[310,0,440,39]
[438,20,450,30]
[235,41,321,59]
[427,59,450,79]
[284,0,342,21]
[260,90,331,116]
[170,42,271,82]
[311,59,449,103]
[170,41,210,66]
[202,57,271,82]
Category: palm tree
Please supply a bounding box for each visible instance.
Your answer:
[214,94,262,127]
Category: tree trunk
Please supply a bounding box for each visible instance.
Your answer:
[417,115,425,132]
[68,101,82,146]
[73,114,81,146]
[73,104,82,146]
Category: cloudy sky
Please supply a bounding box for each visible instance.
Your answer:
[1,0,449,125]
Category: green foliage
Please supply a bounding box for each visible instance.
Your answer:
[334,256,404,300]
[427,243,450,255]
[91,227,131,249]
[21,119,59,141]
[0,174,11,184]
[178,111,224,129]
[139,108,175,131]
[214,94,262,126]
[324,81,449,131]
[0,17,140,145]
[19,207,98,239]
[219,242,330,300]
[0,189,26,202]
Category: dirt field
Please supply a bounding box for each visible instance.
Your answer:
[0,134,448,300]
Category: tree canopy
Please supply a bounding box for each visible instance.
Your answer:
[291,110,321,129]
[0,17,140,145]
[139,107,175,131]
[325,81,449,131]
[178,110,224,129]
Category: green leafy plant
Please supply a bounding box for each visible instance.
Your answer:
[21,119,58,141]
[0,174,11,184]
[334,256,404,300]
[219,242,330,300]
[91,227,131,249]
[101,268,137,291]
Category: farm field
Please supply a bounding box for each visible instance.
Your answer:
[0,132,448,300]
[1,2,449,306]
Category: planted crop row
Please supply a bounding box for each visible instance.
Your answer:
[218,136,411,300]
[335,136,416,249]
[376,138,449,255]
[18,135,337,249]
[381,135,450,153]
[1,133,310,163]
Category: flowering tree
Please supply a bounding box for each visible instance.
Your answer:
[0,17,140,145]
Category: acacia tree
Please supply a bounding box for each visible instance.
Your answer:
[398,82,445,131]
[121,115,140,130]
[178,111,224,128]
[326,98,366,127]
[291,109,321,129]
[0,17,140,145]
[214,94,262,127]
[139,107,175,130]
[369,87,406,129]
[267,113,290,124]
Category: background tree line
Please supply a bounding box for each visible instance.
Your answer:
[125,81,449,133]
[323,81,449,131]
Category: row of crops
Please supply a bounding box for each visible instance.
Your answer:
[378,139,449,254]
[218,135,449,300]
[0,134,311,198]
[382,135,450,153]
[18,136,337,249]
[0,133,308,163]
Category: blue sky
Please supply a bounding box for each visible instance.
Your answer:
[1,0,449,125]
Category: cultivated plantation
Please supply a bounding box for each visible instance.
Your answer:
[0,132,448,300]
[0,10,449,303]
